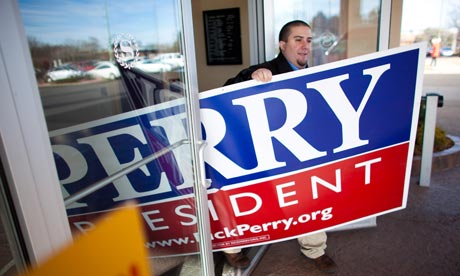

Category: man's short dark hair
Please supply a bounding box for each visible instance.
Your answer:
[278,20,311,42]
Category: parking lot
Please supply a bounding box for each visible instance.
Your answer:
[424,56,460,74]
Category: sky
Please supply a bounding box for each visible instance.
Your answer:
[401,0,457,33]
[18,0,181,47]
[18,0,457,46]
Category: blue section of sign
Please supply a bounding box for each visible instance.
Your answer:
[200,49,420,187]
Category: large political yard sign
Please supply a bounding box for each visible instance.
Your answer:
[51,44,425,257]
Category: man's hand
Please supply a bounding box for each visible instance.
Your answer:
[251,68,273,82]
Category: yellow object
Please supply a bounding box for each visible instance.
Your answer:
[22,203,152,276]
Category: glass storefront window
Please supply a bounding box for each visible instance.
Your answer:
[264,0,381,66]
[18,1,204,275]
[20,0,186,131]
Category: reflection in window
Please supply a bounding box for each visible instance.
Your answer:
[264,0,381,66]
[18,2,201,272]
[19,0,186,131]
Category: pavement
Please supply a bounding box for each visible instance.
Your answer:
[246,57,460,276]
[249,166,460,276]
[424,56,460,75]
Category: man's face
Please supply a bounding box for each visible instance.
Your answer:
[279,25,312,69]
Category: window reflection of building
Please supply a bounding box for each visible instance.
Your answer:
[265,0,380,66]
[19,0,187,131]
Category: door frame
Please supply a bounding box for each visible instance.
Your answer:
[0,0,72,266]
[0,1,215,275]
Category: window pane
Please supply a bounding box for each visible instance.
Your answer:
[264,0,381,66]
[20,0,186,131]
[18,1,202,274]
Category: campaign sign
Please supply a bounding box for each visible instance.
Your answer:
[52,44,425,257]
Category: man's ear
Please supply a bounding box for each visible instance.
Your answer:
[279,41,286,51]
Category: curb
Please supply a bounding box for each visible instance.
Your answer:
[411,135,460,177]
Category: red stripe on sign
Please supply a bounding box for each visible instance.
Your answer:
[68,143,410,256]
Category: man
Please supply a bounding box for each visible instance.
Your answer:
[223,20,337,274]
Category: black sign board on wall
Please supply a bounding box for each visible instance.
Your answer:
[203,8,242,65]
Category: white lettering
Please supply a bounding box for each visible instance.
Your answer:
[355,157,382,184]
[321,207,333,220]
[53,144,88,208]
[281,217,294,230]
[73,221,94,233]
[232,89,326,162]
[272,220,282,229]
[175,205,196,226]
[311,169,342,199]
[262,222,272,231]
[251,224,262,233]
[207,199,219,221]
[276,182,298,207]
[142,209,169,231]
[214,231,225,239]
[53,145,88,185]
[224,227,239,237]
[306,64,391,153]
[229,192,262,217]
[236,224,250,235]
[77,125,171,202]
[311,210,321,220]
[298,214,311,223]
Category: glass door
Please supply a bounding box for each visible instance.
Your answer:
[263,0,383,64]
[260,0,391,230]
[2,0,212,275]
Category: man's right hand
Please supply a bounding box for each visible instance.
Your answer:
[251,68,273,82]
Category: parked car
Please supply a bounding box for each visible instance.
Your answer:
[440,47,454,57]
[73,60,97,72]
[86,61,120,80]
[45,64,83,82]
[134,58,172,73]
[155,53,185,69]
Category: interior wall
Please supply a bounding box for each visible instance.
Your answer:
[344,0,403,56]
[389,0,403,48]
[191,0,249,92]
[346,0,379,58]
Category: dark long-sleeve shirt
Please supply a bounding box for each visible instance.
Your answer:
[224,52,307,85]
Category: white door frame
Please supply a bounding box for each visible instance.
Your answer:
[0,0,72,266]
[1,1,215,275]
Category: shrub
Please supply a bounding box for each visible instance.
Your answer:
[414,121,454,155]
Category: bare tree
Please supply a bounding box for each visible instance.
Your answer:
[449,1,460,29]
[449,0,460,52]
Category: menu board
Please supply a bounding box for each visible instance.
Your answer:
[203,8,242,65]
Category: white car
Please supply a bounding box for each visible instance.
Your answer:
[155,53,185,69]
[45,64,82,82]
[440,47,454,57]
[86,62,121,80]
[134,58,172,73]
